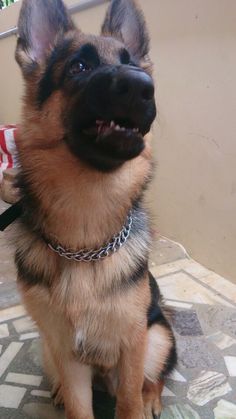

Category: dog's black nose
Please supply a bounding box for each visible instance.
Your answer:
[111,66,155,105]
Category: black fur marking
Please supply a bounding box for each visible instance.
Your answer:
[130,259,148,284]
[147,272,167,328]
[15,248,50,287]
[120,259,148,290]
[148,272,177,379]
[70,44,100,70]
[38,42,101,105]
[162,335,177,378]
[147,272,177,377]
[38,39,72,105]
[16,174,43,234]
[68,137,145,172]
[118,202,150,287]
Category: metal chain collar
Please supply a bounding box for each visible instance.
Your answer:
[48,210,133,262]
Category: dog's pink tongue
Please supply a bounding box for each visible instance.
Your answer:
[96,120,114,135]
[83,121,113,137]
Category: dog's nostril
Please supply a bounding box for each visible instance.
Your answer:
[142,84,154,101]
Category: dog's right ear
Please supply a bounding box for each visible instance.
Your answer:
[16,0,75,76]
[101,0,150,65]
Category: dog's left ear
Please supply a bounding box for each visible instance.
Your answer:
[101,0,151,65]
[16,0,75,76]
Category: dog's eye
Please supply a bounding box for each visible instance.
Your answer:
[69,61,91,75]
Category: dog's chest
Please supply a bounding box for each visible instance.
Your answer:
[74,302,128,368]
[56,261,143,368]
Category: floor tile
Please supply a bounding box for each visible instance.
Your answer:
[151,258,190,277]
[162,387,176,397]
[27,339,43,368]
[183,262,211,278]
[0,282,21,310]
[0,323,9,338]
[207,331,236,350]
[168,368,187,382]
[160,403,201,419]
[165,300,193,309]
[172,310,203,336]
[23,402,65,419]
[6,372,43,387]
[177,337,221,369]
[187,371,232,406]
[157,272,232,306]
[196,305,236,337]
[0,342,24,377]
[20,332,40,341]
[224,356,236,377]
[0,384,27,408]
[199,274,236,304]
[0,305,26,323]
[213,399,236,418]
[31,390,51,398]
[150,237,188,265]
[13,316,36,334]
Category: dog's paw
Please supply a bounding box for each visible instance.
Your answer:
[152,398,162,418]
[51,384,64,409]
[143,411,160,419]
[143,399,162,419]
[142,404,154,419]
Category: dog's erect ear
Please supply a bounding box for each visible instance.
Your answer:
[101,0,150,61]
[16,0,74,73]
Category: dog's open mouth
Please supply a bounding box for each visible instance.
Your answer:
[70,117,147,169]
[83,119,143,140]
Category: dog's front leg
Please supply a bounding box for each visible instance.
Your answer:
[116,330,146,419]
[60,359,94,419]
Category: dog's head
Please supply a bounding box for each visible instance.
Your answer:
[16,0,156,171]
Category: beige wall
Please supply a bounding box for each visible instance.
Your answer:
[0,0,235,282]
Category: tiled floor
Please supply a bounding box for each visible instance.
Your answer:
[0,200,236,418]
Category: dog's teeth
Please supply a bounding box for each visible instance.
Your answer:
[115,125,121,130]
[133,128,139,132]
[96,120,103,125]
[120,127,126,131]
[110,121,115,128]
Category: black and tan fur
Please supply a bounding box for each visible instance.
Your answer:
[14,1,176,418]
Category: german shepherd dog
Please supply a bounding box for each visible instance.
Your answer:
[14,0,176,418]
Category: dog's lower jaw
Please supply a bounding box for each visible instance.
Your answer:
[66,131,145,172]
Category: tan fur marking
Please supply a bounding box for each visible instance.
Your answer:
[116,330,147,419]
[144,324,173,383]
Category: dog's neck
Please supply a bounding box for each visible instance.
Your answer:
[18,139,152,250]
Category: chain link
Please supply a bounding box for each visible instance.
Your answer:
[48,211,133,262]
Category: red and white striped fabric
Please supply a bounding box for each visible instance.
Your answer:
[0,125,18,181]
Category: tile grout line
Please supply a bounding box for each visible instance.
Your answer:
[153,267,236,306]
[181,270,236,308]
[152,268,185,280]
